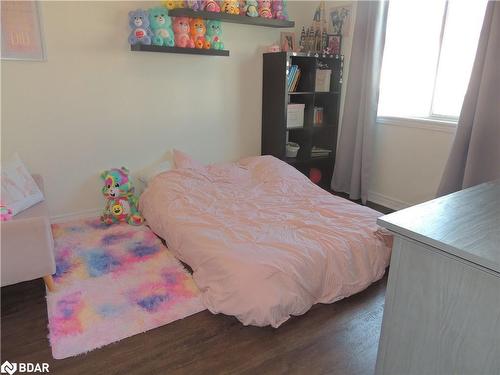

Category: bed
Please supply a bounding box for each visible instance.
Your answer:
[139,153,392,327]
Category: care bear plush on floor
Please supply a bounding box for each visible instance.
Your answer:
[100,167,144,226]
[149,7,175,47]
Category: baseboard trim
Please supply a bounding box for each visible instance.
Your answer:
[367,191,411,211]
[50,208,101,224]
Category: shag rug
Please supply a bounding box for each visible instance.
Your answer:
[47,219,205,359]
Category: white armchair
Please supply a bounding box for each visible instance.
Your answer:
[1,175,56,291]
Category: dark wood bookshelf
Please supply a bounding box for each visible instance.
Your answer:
[168,8,294,28]
[130,44,230,56]
[261,51,343,190]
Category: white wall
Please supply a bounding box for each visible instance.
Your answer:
[370,120,454,209]
[1,0,454,218]
[2,1,310,218]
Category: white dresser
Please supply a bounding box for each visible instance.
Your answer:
[375,180,500,375]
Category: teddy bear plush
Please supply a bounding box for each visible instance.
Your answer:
[100,167,144,226]
[206,20,224,50]
[187,0,203,11]
[173,17,195,48]
[272,0,288,20]
[149,7,175,47]
[190,18,211,49]
[203,0,221,12]
[128,9,153,45]
[164,0,186,10]
[221,0,240,14]
[244,0,258,17]
[257,0,272,18]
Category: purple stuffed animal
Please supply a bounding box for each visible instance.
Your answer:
[128,9,153,45]
[187,0,203,11]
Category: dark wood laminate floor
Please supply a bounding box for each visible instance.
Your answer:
[1,274,387,375]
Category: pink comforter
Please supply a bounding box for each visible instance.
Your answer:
[140,156,392,327]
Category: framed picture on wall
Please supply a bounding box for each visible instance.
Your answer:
[329,5,352,36]
[1,1,46,60]
[326,34,341,55]
[280,32,296,52]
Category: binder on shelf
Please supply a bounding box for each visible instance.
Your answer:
[287,103,305,128]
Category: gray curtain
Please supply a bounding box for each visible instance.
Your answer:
[331,1,389,203]
[437,1,500,196]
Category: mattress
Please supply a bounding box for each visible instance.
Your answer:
[139,155,392,327]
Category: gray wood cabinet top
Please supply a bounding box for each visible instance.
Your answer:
[377,179,500,273]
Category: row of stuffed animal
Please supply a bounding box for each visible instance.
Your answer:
[129,8,224,49]
[165,0,288,19]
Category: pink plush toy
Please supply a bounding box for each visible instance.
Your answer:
[258,0,272,18]
[0,203,13,221]
[173,17,195,48]
[203,0,220,12]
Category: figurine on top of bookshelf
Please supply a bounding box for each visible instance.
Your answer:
[299,26,306,51]
[173,17,195,48]
[258,0,272,18]
[149,7,175,47]
[300,1,328,53]
[186,0,203,11]
[272,0,288,20]
[206,20,224,49]
[244,0,259,17]
[203,0,221,12]
[128,9,153,45]
[190,18,211,49]
[164,0,185,10]
[221,0,240,14]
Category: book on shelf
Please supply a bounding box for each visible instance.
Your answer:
[311,146,331,157]
[291,69,301,92]
[313,107,324,125]
[287,65,302,92]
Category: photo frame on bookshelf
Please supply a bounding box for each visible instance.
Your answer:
[280,32,297,52]
[326,34,341,55]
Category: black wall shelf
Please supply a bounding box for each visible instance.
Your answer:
[168,8,295,28]
[130,44,229,56]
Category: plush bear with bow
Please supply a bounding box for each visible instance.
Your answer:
[100,167,143,226]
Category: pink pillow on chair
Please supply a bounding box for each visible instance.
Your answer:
[172,149,204,170]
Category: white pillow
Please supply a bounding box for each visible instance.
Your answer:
[136,160,172,186]
[1,154,44,216]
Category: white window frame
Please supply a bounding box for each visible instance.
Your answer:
[378,1,464,128]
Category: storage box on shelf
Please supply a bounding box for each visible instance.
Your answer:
[261,51,343,190]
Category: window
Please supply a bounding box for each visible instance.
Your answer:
[377,0,488,121]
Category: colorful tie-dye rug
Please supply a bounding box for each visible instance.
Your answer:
[46,219,205,359]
